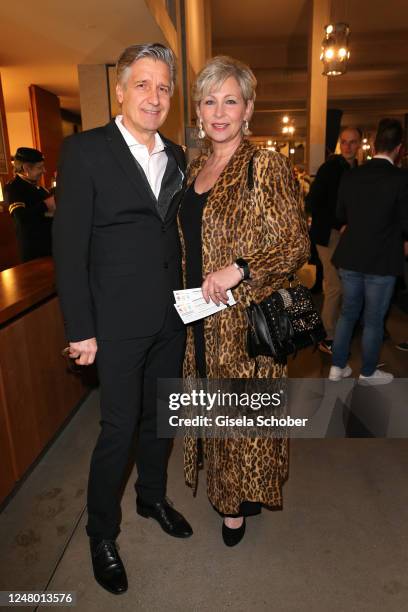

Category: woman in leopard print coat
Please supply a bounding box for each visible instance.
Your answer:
[178,56,310,545]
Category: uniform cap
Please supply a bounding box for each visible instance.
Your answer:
[14,147,44,163]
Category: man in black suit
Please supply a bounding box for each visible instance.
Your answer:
[308,127,362,354]
[329,119,408,384]
[53,43,192,595]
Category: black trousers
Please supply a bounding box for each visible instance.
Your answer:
[86,308,186,539]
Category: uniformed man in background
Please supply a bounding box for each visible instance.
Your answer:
[5,147,55,262]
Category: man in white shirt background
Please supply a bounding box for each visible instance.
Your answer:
[53,43,192,596]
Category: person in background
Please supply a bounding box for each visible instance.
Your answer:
[294,164,311,201]
[4,147,55,262]
[308,127,362,354]
[329,119,408,384]
[179,55,310,547]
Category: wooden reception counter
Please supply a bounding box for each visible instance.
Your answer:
[0,258,91,504]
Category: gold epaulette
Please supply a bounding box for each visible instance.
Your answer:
[9,202,26,214]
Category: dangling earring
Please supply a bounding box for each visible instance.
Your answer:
[197,118,206,139]
[242,119,251,136]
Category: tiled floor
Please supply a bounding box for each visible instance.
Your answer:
[0,305,407,611]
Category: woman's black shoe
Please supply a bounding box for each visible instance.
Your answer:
[222,518,246,547]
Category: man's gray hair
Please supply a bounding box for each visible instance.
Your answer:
[116,42,176,94]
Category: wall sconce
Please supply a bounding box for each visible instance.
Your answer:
[320,23,350,76]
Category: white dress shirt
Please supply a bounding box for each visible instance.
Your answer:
[115,115,167,199]
[373,154,394,165]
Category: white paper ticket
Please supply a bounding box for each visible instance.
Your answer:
[173,288,236,323]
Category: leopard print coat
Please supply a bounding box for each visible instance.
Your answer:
[179,139,310,514]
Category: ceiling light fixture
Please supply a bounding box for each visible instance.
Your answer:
[321,22,350,76]
[282,115,295,136]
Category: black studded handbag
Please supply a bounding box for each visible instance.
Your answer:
[246,277,326,363]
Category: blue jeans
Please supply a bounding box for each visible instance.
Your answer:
[332,269,396,376]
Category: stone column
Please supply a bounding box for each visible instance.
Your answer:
[78,65,111,131]
[306,0,330,175]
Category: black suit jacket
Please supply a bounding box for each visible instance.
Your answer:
[332,158,408,276]
[308,155,354,246]
[53,119,186,342]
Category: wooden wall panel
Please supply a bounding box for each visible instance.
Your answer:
[29,85,63,188]
[0,207,20,271]
[23,297,87,448]
[0,316,41,475]
[0,74,17,273]
[0,296,88,482]
[0,73,12,180]
[0,368,18,502]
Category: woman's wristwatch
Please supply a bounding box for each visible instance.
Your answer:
[233,258,250,281]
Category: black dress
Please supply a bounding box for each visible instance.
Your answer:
[179,181,261,519]
[179,181,209,377]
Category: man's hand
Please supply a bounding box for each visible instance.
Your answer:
[44,195,56,212]
[69,337,97,365]
[404,241,408,258]
[202,264,242,306]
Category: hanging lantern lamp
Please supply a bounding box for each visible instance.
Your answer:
[320,23,350,76]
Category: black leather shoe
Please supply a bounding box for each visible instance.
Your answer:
[90,538,128,595]
[136,498,193,538]
[222,518,246,547]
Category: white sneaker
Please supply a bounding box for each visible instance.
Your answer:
[359,369,394,385]
[328,365,352,381]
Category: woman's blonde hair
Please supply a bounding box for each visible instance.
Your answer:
[193,55,257,104]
